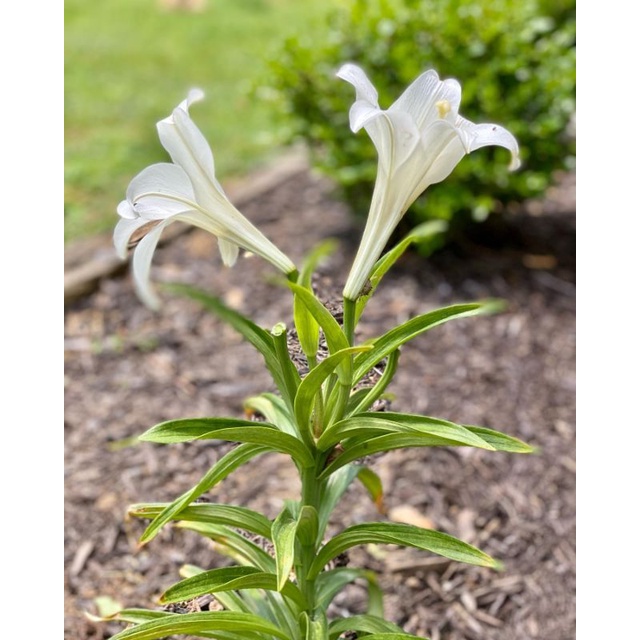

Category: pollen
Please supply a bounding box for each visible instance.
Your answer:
[436,99,451,119]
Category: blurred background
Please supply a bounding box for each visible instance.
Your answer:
[65,0,575,249]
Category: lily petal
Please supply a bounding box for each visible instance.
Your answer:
[157,90,223,195]
[336,63,379,130]
[456,117,520,170]
[217,237,240,267]
[390,71,462,129]
[131,219,172,310]
[126,163,197,219]
[114,217,155,260]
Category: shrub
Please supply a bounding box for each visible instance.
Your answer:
[268,0,575,244]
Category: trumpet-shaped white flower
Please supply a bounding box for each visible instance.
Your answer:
[115,89,296,309]
[338,63,521,301]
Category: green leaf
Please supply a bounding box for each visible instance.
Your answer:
[308,522,500,579]
[294,345,371,431]
[320,432,489,477]
[160,566,307,610]
[316,567,385,616]
[346,349,400,417]
[244,392,298,437]
[294,292,320,361]
[176,566,252,614]
[177,522,276,572]
[129,503,272,539]
[316,568,364,609]
[287,282,349,355]
[355,220,448,323]
[300,610,329,640]
[271,321,301,407]
[317,464,361,535]
[357,467,385,514]
[297,505,320,547]
[140,418,314,468]
[329,614,404,639]
[464,425,535,453]
[139,443,267,544]
[294,239,338,360]
[165,284,293,402]
[352,300,505,382]
[108,611,290,640]
[272,508,298,591]
[364,572,384,617]
[101,608,264,638]
[347,635,424,640]
[317,413,494,452]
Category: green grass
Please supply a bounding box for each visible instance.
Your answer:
[65,0,337,242]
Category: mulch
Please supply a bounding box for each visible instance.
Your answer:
[64,160,575,640]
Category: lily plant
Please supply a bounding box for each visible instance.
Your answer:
[101,63,532,640]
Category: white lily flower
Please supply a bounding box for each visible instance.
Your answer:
[338,63,521,301]
[115,88,296,309]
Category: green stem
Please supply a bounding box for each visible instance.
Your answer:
[297,464,324,614]
[342,297,356,346]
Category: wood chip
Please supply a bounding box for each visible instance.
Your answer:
[389,504,434,529]
[70,540,95,577]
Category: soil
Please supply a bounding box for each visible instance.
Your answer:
[64,164,576,640]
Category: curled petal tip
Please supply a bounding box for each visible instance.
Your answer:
[186,87,205,106]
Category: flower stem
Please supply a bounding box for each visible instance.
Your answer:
[297,463,324,613]
[342,297,356,346]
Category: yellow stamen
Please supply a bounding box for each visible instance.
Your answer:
[436,99,451,119]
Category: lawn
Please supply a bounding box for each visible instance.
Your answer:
[64,0,338,242]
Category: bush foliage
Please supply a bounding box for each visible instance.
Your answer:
[269,0,575,242]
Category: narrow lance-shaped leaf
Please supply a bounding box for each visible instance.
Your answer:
[139,443,267,544]
[329,615,404,640]
[357,466,386,514]
[315,568,366,610]
[243,392,298,436]
[294,239,338,360]
[129,503,272,539]
[287,281,349,356]
[140,417,315,468]
[271,321,301,408]
[301,610,329,640]
[318,413,494,452]
[352,300,505,382]
[320,432,490,478]
[272,508,298,591]
[108,611,290,640]
[95,610,266,640]
[344,635,424,640]
[464,424,535,453]
[160,565,308,610]
[317,463,361,536]
[308,522,500,579]
[346,349,400,417]
[296,505,319,546]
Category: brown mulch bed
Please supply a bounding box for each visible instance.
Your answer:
[64,164,575,640]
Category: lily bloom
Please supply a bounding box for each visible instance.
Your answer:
[338,63,521,301]
[115,89,296,309]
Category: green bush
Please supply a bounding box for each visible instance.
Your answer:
[268,0,575,243]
